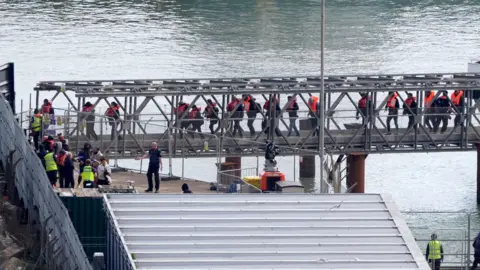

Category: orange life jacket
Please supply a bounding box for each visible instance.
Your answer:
[405,97,416,108]
[308,96,319,112]
[387,93,398,109]
[57,153,66,166]
[451,90,464,106]
[425,91,435,106]
[243,97,251,112]
[82,105,94,112]
[358,97,368,108]
[105,105,120,117]
[41,102,52,115]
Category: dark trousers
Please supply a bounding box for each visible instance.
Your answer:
[425,108,435,130]
[232,120,243,137]
[386,109,398,132]
[179,122,190,138]
[287,118,300,136]
[147,165,160,191]
[46,171,57,186]
[471,257,480,270]
[310,117,318,136]
[208,119,219,134]
[78,165,84,185]
[428,259,441,270]
[58,168,65,188]
[407,114,417,130]
[83,181,94,189]
[33,132,40,150]
[189,124,204,139]
[434,116,448,133]
[64,171,74,188]
[86,121,98,140]
[247,116,256,136]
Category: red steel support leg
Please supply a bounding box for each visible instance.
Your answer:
[346,154,367,193]
[476,144,480,204]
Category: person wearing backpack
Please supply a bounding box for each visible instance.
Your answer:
[471,232,480,270]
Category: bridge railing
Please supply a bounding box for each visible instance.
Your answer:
[0,95,92,269]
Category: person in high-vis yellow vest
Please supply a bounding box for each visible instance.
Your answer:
[30,109,42,151]
[44,149,58,187]
[426,233,444,270]
[79,159,96,189]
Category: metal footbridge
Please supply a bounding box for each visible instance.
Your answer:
[33,72,480,158]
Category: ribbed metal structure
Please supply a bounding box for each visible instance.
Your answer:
[104,193,430,270]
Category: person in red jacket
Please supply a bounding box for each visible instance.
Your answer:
[105,102,121,140]
[203,99,220,134]
[188,105,204,139]
[227,96,244,137]
[174,101,190,138]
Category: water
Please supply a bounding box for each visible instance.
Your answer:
[2,0,480,260]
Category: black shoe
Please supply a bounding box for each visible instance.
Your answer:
[145,189,153,193]
[154,189,159,193]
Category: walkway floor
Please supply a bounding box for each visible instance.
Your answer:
[54,169,215,197]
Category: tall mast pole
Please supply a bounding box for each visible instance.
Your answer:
[319,0,326,193]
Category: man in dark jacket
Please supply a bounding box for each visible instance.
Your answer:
[425,233,444,270]
[243,95,259,137]
[470,232,480,270]
[188,105,204,139]
[263,97,282,137]
[227,96,244,137]
[433,91,450,134]
[286,96,300,136]
[203,99,220,134]
[403,93,418,132]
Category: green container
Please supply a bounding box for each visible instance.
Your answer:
[60,196,106,259]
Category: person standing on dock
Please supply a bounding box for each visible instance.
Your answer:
[44,148,58,187]
[425,233,443,270]
[203,99,220,134]
[56,150,67,188]
[135,142,163,193]
[403,93,418,132]
[78,159,95,189]
[63,153,75,188]
[385,91,399,135]
[470,232,480,270]
[81,102,98,141]
[424,90,436,131]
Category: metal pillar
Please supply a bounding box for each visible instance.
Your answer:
[225,157,241,171]
[299,119,315,178]
[346,154,367,193]
[476,144,480,203]
[319,0,326,193]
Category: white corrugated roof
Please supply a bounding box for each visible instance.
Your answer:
[104,193,430,270]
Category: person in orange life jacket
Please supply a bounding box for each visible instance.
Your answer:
[56,150,67,188]
[385,91,399,135]
[105,102,121,140]
[356,93,373,126]
[424,90,436,131]
[450,89,465,127]
[433,91,450,134]
[188,105,204,139]
[81,102,98,141]
[243,94,260,137]
[263,96,282,137]
[227,96,244,137]
[40,99,55,135]
[403,93,418,131]
[30,108,42,151]
[203,99,220,134]
[174,101,190,138]
[42,135,55,152]
[307,97,320,136]
[286,96,300,137]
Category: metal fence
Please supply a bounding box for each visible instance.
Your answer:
[217,167,262,193]
[402,211,480,270]
[0,95,92,269]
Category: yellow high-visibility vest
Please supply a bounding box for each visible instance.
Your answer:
[44,153,57,172]
[32,115,41,132]
[428,240,442,260]
[81,166,94,182]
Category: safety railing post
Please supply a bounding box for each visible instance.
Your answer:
[114,119,118,167]
[215,135,220,190]
[467,213,472,269]
[168,122,173,177]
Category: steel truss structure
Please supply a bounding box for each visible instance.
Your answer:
[34,72,480,159]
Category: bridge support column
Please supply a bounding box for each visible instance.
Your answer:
[346,153,367,193]
[299,119,316,178]
[476,144,480,203]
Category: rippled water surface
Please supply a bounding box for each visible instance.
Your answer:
[2,0,480,250]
